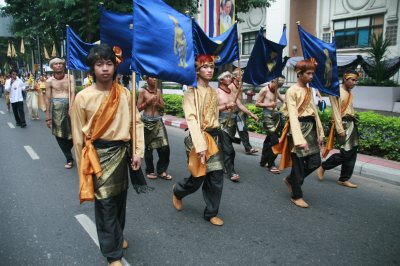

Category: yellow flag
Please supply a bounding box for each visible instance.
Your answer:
[44,46,50,60]
[51,42,57,57]
[20,38,25,54]
[7,42,11,57]
[11,43,17,57]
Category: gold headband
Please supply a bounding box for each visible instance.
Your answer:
[344,73,359,80]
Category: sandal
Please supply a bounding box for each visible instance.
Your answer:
[268,166,280,174]
[246,148,258,155]
[230,173,240,182]
[64,161,74,169]
[158,172,173,180]
[146,173,158,179]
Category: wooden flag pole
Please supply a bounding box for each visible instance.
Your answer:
[131,72,137,157]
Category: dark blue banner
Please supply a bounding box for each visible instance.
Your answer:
[66,27,95,71]
[131,0,196,86]
[192,20,239,66]
[242,27,286,85]
[99,6,133,75]
[298,25,339,96]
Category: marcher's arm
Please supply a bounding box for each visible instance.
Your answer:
[45,80,52,120]
[183,89,207,153]
[329,95,345,135]
[236,99,258,121]
[136,89,146,112]
[255,88,266,107]
[71,93,86,171]
[286,90,307,147]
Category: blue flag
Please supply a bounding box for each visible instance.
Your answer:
[279,25,287,46]
[298,25,339,96]
[132,0,196,86]
[242,27,286,85]
[66,27,96,71]
[192,20,239,66]
[99,6,133,75]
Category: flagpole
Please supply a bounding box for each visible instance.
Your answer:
[131,72,137,158]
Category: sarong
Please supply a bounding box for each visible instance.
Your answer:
[219,112,238,139]
[93,140,129,200]
[338,116,359,151]
[289,116,320,157]
[26,91,38,118]
[262,109,282,135]
[184,128,223,173]
[51,98,72,139]
[142,114,169,149]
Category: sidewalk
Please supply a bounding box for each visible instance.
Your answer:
[163,115,400,186]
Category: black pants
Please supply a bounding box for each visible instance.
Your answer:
[322,147,358,181]
[11,101,26,126]
[144,145,170,174]
[288,152,321,199]
[238,129,252,151]
[95,190,127,263]
[173,170,223,220]
[55,137,74,163]
[219,131,236,177]
[260,132,279,167]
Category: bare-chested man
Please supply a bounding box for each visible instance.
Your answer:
[45,58,75,169]
[217,71,259,182]
[256,75,286,174]
[228,68,258,155]
[137,76,171,180]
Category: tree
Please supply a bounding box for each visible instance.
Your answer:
[367,33,390,84]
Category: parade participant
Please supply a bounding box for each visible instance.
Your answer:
[273,59,324,208]
[4,74,11,112]
[26,74,40,120]
[45,58,75,169]
[82,72,93,88]
[5,70,27,127]
[172,54,224,226]
[317,69,359,188]
[229,68,258,155]
[137,76,172,180]
[256,75,286,174]
[71,44,144,266]
[0,74,5,97]
[217,71,259,182]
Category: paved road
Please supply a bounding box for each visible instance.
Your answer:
[0,99,399,266]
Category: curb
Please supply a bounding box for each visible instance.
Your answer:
[163,115,400,186]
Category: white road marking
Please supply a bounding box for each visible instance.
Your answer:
[0,111,5,114]
[8,122,15,128]
[75,214,131,266]
[24,146,40,160]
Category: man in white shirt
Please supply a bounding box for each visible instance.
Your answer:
[5,70,27,127]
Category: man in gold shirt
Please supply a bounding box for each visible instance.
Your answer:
[172,54,225,226]
[317,69,359,188]
[71,44,144,266]
[276,59,324,208]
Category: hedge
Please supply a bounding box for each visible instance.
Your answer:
[162,94,400,161]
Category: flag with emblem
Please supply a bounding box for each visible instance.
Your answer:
[298,24,339,96]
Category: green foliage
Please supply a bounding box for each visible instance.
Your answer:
[162,94,184,118]
[244,104,264,133]
[356,78,399,87]
[367,33,391,85]
[319,109,400,161]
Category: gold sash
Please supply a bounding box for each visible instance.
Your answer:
[79,83,124,203]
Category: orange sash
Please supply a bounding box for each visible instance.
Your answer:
[79,82,123,203]
[322,91,351,158]
[272,87,312,170]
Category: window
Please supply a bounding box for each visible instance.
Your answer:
[386,24,398,46]
[334,14,384,48]
[322,33,331,43]
[242,31,257,55]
